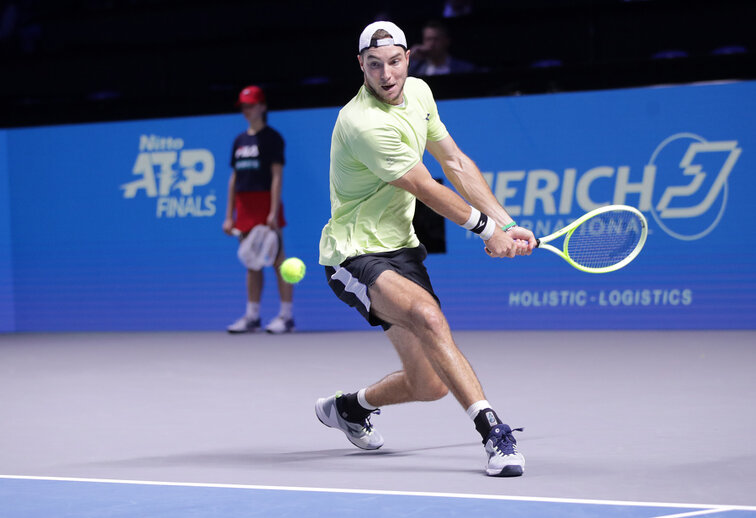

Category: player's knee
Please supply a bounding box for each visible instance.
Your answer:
[408,378,448,401]
[408,302,446,334]
[422,381,449,401]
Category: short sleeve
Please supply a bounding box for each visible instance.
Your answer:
[264,126,285,164]
[424,85,448,142]
[230,135,239,168]
[351,126,420,182]
[270,130,285,165]
[427,102,448,142]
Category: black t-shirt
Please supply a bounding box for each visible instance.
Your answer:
[230,126,285,192]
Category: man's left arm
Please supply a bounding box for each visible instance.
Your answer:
[268,163,283,229]
[426,135,536,248]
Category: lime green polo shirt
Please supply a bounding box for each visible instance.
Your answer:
[319,77,449,266]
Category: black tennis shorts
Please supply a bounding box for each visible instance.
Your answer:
[324,244,439,331]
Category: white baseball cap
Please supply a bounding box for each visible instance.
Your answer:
[358,21,407,53]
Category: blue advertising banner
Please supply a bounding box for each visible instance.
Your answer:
[2,81,754,332]
[427,82,755,330]
[0,131,15,331]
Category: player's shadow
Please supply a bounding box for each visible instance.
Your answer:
[74,442,477,472]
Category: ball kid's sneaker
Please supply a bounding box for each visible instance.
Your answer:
[265,315,295,334]
[227,315,261,333]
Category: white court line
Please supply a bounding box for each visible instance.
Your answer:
[1,474,755,512]
[651,509,739,518]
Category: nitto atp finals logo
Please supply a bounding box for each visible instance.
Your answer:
[479,133,741,241]
[120,134,217,218]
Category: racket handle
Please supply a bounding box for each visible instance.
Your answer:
[535,238,541,248]
[231,228,242,237]
[485,240,530,255]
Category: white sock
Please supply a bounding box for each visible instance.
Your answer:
[279,301,293,318]
[357,388,379,410]
[466,399,492,420]
[246,301,260,319]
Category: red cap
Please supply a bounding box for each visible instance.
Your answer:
[237,85,266,106]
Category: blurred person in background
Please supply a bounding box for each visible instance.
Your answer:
[408,19,479,76]
[223,85,295,334]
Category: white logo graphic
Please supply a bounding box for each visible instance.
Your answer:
[478,133,740,241]
[121,134,217,218]
[648,133,740,240]
[235,144,259,159]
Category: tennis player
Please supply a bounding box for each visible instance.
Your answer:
[316,21,536,477]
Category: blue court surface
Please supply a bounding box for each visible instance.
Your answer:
[2,476,755,518]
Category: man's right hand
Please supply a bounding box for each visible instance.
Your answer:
[484,226,535,258]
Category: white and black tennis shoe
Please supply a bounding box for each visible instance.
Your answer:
[265,315,295,334]
[484,424,525,477]
[226,315,261,333]
[315,393,384,450]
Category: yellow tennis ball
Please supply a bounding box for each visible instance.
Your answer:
[280,257,306,284]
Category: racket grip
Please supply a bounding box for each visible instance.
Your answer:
[231,228,242,237]
[535,238,541,248]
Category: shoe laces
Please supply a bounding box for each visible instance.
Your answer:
[488,425,524,456]
[362,409,380,434]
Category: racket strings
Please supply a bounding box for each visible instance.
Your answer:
[565,210,643,269]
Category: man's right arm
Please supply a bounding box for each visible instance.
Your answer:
[223,170,236,235]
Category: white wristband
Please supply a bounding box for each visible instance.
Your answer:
[462,207,481,230]
[461,206,496,240]
[479,217,496,241]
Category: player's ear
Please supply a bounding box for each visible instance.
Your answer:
[357,54,364,72]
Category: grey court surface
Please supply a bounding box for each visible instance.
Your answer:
[1,330,755,516]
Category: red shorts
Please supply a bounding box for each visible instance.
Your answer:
[234,191,286,233]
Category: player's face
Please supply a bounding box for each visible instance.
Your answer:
[358,46,410,105]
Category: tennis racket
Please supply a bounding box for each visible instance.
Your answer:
[535,204,647,273]
[229,226,280,270]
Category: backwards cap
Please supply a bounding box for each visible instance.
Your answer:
[358,21,407,53]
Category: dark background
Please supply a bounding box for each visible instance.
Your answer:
[1,0,754,128]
